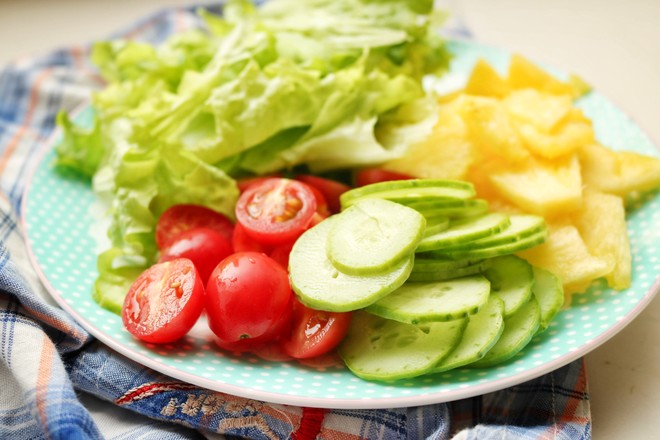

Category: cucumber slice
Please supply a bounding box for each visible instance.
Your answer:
[407,198,489,219]
[432,296,505,373]
[436,228,547,260]
[408,259,490,282]
[327,198,425,275]
[289,217,413,312]
[366,275,491,324]
[440,215,546,251]
[423,216,450,237]
[470,296,541,368]
[483,255,534,318]
[340,179,475,209]
[338,311,467,381]
[412,256,485,273]
[531,266,565,333]
[416,212,510,252]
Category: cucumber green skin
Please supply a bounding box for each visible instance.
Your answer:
[531,266,565,333]
[339,311,468,381]
[408,260,489,282]
[483,255,534,318]
[431,296,505,373]
[439,215,546,252]
[433,228,547,260]
[340,179,476,209]
[366,275,491,324]
[289,217,414,312]
[470,296,541,368]
[327,199,425,276]
[411,256,486,273]
[416,213,511,252]
[407,198,489,219]
[423,216,450,237]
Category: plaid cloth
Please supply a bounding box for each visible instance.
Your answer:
[0,4,592,439]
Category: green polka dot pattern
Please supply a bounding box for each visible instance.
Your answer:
[22,40,660,408]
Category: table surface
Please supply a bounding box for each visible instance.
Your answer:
[1,1,659,439]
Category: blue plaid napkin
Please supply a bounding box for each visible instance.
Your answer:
[0,4,591,439]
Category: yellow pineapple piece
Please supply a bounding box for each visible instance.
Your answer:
[518,223,611,296]
[489,154,583,217]
[464,58,510,98]
[503,89,572,133]
[384,98,476,180]
[571,190,631,290]
[580,142,660,197]
[507,54,576,97]
[459,95,530,163]
[516,119,595,160]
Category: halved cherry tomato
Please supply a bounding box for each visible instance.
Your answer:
[122,258,205,344]
[206,252,293,345]
[235,178,317,245]
[158,227,233,284]
[354,168,414,187]
[296,174,351,214]
[156,204,235,249]
[281,299,352,359]
[236,173,282,193]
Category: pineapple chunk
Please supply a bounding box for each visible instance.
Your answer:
[384,99,475,179]
[459,95,529,163]
[489,154,583,217]
[518,224,611,296]
[516,119,595,160]
[503,89,572,133]
[507,54,577,96]
[465,58,510,98]
[571,190,631,289]
[580,142,660,197]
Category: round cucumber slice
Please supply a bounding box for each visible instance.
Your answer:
[438,228,547,260]
[327,198,425,275]
[408,260,490,282]
[483,255,534,318]
[440,215,546,251]
[416,212,511,252]
[340,179,475,209]
[470,296,541,368]
[432,296,505,373]
[531,266,565,333]
[366,274,491,323]
[423,216,450,237]
[407,198,489,219]
[289,217,414,312]
[339,311,467,381]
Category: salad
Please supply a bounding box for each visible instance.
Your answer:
[53,0,660,382]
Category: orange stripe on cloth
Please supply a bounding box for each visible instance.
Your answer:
[0,69,52,175]
[36,338,55,440]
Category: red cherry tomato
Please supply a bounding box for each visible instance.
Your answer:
[296,174,351,213]
[122,258,205,344]
[159,227,233,284]
[206,252,293,345]
[235,178,317,245]
[232,222,273,254]
[236,174,282,193]
[156,204,235,249]
[268,241,295,269]
[281,299,352,359]
[214,296,293,354]
[354,168,414,187]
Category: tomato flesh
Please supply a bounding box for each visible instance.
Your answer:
[156,204,235,249]
[281,299,352,359]
[159,227,233,284]
[122,258,205,344]
[206,252,293,345]
[235,178,317,245]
